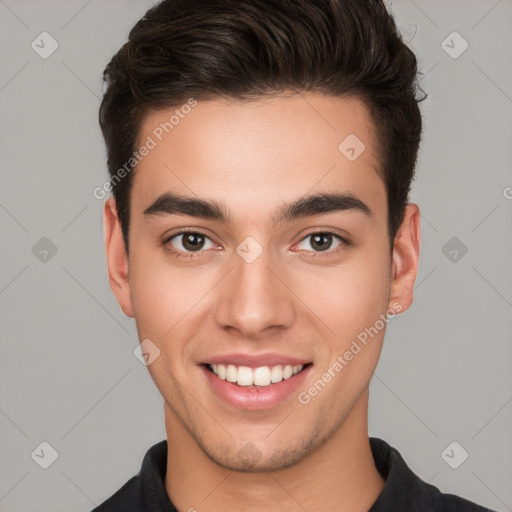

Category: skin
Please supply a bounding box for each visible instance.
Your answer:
[104,92,420,512]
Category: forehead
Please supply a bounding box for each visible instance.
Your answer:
[131,93,386,221]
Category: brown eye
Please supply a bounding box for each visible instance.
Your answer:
[295,232,346,254]
[310,233,334,251]
[167,232,216,254]
[181,233,206,251]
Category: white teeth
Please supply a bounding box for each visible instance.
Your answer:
[226,364,237,383]
[271,365,283,383]
[236,366,253,386]
[253,366,272,386]
[209,363,305,387]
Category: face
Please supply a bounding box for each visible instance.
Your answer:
[105,92,419,472]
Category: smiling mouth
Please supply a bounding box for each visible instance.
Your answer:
[204,362,313,387]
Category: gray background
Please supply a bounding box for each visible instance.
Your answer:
[0,0,511,511]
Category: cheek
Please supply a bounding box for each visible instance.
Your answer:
[128,257,201,386]
[128,247,218,344]
[299,249,391,348]
[128,249,185,338]
[304,259,391,405]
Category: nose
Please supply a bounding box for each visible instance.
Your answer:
[214,246,295,339]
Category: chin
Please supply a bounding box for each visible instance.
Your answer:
[199,433,320,473]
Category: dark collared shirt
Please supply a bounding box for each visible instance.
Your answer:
[91,437,496,511]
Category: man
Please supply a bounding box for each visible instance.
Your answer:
[93,0,495,510]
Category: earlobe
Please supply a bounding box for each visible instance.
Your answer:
[104,198,135,318]
[388,203,421,314]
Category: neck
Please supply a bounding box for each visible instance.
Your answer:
[164,390,385,512]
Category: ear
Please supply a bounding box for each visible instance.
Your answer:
[104,197,134,318]
[388,203,421,314]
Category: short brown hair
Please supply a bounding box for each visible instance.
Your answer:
[99,0,426,254]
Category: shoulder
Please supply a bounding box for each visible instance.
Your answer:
[429,489,497,512]
[90,475,144,512]
[89,440,169,512]
[369,437,497,512]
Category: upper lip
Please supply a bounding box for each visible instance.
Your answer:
[202,352,311,368]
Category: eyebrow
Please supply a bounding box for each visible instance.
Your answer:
[143,191,372,224]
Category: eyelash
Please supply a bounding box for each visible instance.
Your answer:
[163,229,350,260]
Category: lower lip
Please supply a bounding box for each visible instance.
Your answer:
[201,365,312,411]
